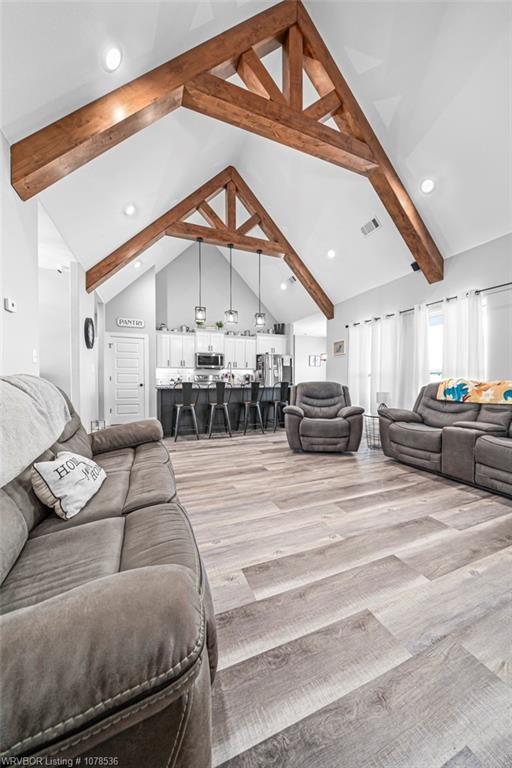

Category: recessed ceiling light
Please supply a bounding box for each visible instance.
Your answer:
[133,260,142,270]
[420,178,435,194]
[123,203,136,216]
[104,46,122,72]
[327,249,336,259]
[280,282,287,291]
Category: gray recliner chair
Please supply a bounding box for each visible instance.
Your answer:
[284,381,364,453]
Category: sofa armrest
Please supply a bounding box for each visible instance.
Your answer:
[338,406,364,418]
[378,406,423,423]
[0,566,204,757]
[91,418,163,455]
[283,405,304,418]
[452,421,506,433]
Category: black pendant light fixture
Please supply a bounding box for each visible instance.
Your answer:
[224,243,238,324]
[254,249,266,328]
[194,237,206,322]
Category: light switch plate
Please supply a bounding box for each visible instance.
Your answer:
[3,297,17,313]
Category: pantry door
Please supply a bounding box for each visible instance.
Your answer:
[105,333,149,424]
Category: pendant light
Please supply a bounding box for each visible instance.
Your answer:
[254,249,266,328]
[194,237,206,322]
[224,243,238,324]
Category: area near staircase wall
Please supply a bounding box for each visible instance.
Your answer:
[1,131,39,375]
[327,233,512,384]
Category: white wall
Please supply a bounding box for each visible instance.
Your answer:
[327,233,512,383]
[105,267,156,417]
[71,262,98,430]
[294,335,327,384]
[156,243,276,331]
[1,131,39,375]
[39,267,72,393]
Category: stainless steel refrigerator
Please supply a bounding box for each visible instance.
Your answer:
[256,354,293,386]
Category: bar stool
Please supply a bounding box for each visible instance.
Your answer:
[173,382,200,441]
[207,382,232,438]
[243,382,265,435]
[266,381,290,432]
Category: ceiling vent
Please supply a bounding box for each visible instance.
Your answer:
[288,275,297,284]
[361,217,381,237]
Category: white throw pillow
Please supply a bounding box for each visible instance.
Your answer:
[32,451,106,520]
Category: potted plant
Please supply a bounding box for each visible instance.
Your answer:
[215,321,224,330]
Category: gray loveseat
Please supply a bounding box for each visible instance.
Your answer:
[0,387,217,766]
[379,382,512,497]
[284,381,364,453]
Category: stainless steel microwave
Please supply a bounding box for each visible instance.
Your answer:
[195,352,224,369]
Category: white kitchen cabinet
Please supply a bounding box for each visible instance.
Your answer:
[156,333,195,368]
[156,333,170,367]
[256,334,287,356]
[243,338,256,369]
[195,331,224,353]
[223,336,256,369]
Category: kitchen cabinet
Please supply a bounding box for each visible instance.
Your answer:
[224,337,256,369]
[256,334,287,356]
[156,333,195,368]
[195,331,224,353]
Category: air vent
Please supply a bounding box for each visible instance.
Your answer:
[361,217,381,237]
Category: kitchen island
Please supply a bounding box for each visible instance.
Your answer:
[157,385,288,436]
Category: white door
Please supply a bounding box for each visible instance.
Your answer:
[105,334,147,424]
[156,333,170,367]
[210,332,224,353]
[182,335,195,367]
[272,336,287,355]
[256,335,271,355]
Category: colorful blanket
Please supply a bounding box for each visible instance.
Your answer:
[437,379,512,404]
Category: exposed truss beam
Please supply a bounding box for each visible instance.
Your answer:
[85,166,335,319]
[13,0,443,283]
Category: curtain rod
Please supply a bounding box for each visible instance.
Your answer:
[344,280,512,329]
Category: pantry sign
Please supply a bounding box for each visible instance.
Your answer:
[116,317,145,329]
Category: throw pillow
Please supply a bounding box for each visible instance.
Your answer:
[32,451,106,520]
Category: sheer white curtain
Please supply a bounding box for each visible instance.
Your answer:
[348,322,372,412]
[442,290,486,379]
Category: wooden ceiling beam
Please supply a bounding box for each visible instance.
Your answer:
[237,212,260,235]
[225,180,237,230]
[303,90,341,122]
[182,73,377,175]
[10,1,296,200]
[297,1,443,282]
[236,48,285,103]
[165,221,284,257]
[283,24,303,111]
[197,200,227,230]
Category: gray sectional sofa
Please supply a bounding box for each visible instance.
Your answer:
[284,381,364,453]
[379,382,512,497]
[0,387,217,766]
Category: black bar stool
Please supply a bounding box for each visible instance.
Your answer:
[243,382,265,435]
[266,381,290,432]
[173,382,200,441]
[207,382,232,438]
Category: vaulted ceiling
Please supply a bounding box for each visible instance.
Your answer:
[2,1,510,321]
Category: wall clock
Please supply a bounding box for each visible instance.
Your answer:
[84,317,95,349]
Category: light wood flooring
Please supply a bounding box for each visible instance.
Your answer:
[167,431,512,768]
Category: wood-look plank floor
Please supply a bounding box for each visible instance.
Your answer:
[167,431,512,768]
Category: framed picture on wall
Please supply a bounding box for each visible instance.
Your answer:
[333,339,346,356]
